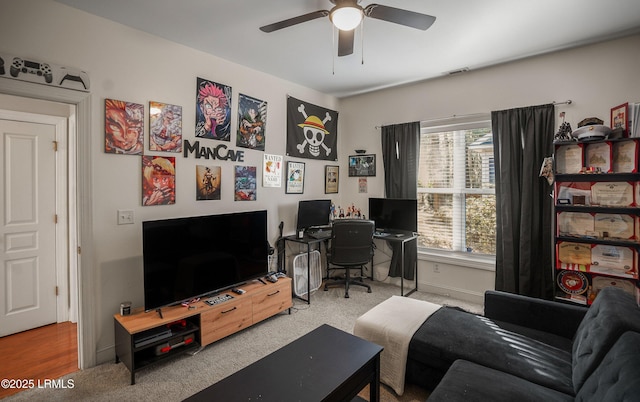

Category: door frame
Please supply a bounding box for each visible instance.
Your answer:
[0,78,95,369]
[0,109,70,325]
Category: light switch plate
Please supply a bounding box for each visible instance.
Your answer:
[117,210,134,225]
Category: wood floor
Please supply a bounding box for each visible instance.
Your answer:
[0,322,78,399]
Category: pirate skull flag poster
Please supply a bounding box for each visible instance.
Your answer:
[286,96,338,161]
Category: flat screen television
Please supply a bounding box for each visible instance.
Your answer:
[368,198,418,233]
[142,210,269,311]
[296,199,331,231]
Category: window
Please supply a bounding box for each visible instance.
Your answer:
[417,117,496,255]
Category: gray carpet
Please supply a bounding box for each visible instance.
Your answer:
[7,281,482,402]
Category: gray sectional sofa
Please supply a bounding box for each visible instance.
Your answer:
[405,286,640,400]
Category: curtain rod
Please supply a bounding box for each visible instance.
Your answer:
[375,100,573,129]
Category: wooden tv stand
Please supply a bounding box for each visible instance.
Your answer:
[114,277,292,384]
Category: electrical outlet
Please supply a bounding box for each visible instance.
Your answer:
[117,210,134,225]
[434,263,440,273]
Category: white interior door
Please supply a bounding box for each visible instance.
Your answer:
[0,119,58,337]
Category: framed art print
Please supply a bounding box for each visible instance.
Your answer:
[611,103,628,135]
[325,165,339,194]
[196,164,221,200]
[105,99,143,155]
[237,93,267,151]
[234,165,257,201]
[142,156,175,206]
[263,154,283,188]
[149,101,182,152]
[286,161,305,194]
[348,154,376,177]
[358,177,368,193]
[195,77,232,141]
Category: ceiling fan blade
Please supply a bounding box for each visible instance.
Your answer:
[364,4,436,30]
[338,29,355,57]
[259,10,329,33]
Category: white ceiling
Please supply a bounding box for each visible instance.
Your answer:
[54,0,640,98]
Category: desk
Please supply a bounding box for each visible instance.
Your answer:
[374,232,418,297]
[184,324,383,402]
[284,230,418,301]
[283,233,328,304]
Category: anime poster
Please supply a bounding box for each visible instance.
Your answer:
[234,166,257,201]
[286,96,338,161]
[195,77,232,141]
[142,156,176,206]
[348,154,376,176]
[237,93,267,150]
[263,154,282,188]
[196,165,221,200]
[149,101,182,152]
[358,177,368,193]
[285,161,305,194]
[105,98,144,155]
[325,165,339,194]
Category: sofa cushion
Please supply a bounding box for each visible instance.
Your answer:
[426,332,640,402]
[427,359,573,402]
[492,320,573,350]
[572,286,640,392]
[484,290,588,339]
[409,306,574,394]
[575,331,640,401]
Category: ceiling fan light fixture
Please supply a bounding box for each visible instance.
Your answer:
[330,5,363,31]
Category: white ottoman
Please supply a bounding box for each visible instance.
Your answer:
[354,296,441,396]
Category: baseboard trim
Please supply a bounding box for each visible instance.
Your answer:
[96,345,115,365]
[417,283,484,306]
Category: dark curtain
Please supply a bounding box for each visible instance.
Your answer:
[380,122,420,279]
[491,104,554,298]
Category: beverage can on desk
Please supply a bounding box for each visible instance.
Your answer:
[120,301,132,316]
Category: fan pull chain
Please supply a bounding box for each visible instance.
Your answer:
[332,25,336,75]
[361,19,365,65]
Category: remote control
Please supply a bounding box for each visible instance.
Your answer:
[231,288,245,295]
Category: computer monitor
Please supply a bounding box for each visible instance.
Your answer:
[296,200,331,231]
[368,197,417,233]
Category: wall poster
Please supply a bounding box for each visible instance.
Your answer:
[105,98,144,155]
[196,164,221,200]
[358,177,368,193]
[149,101,182,152]
[142,155,176,206]
[325,165,339,194]
[263,154,283,188]
[286,161,305,194]
[195,77,232,141]
[349,154,376,177]
[235,165,257,201]
[286,96,338,161]
[237,93,267,150]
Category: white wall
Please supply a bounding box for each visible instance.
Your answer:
[339,34,640,303]
[2,0,640,367]
[1,0,343,364]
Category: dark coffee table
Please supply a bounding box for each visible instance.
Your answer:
[184,324,383,402]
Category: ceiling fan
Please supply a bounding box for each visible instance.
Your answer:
[259,0,436,57]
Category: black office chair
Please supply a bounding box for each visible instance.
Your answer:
[324,219,374,298]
